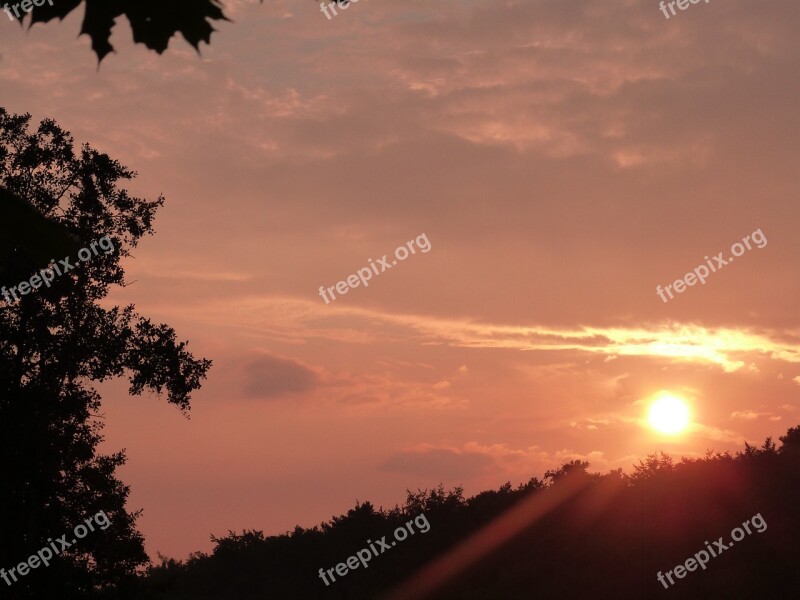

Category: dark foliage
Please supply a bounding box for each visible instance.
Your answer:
[16,0,236,62]
[0,107,211,599]
[139,427,800,599]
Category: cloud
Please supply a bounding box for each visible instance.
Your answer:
[153,296,800,374]
[241,354,320,399]
[730,410,782,423]
[689,423,741,444]
[731,410,766,420]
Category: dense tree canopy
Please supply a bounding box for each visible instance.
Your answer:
[0,107,211,598]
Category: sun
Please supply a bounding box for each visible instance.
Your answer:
[647,395,690,435]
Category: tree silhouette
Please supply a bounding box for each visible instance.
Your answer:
[543,458,593,484]
[0,107,211,598]
[0,188,82,290]
[139,426,800,599]
[779,425,800,454]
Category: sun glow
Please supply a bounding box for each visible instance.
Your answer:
[647,395,691,435]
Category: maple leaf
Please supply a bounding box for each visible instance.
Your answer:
[24,0,233,62]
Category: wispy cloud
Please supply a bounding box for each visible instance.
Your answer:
[156,296,800,373]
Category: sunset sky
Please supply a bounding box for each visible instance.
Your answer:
[1,0,799,561]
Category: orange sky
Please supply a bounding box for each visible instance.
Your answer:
[1,0,799,560]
